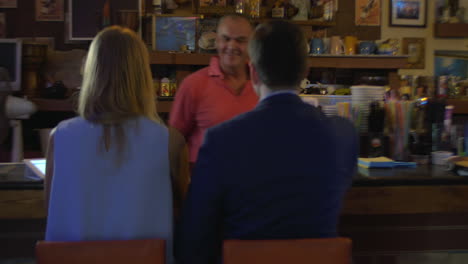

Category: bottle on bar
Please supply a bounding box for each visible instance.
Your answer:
[235,0,245,15]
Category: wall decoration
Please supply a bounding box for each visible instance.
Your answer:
[434,50,468,79]
[355,0,381,26]
[0,0,17,8]
[153,16,197,52]
[0,13,5,38]
[197,17,217,53]
[390,0,426,27]
[402,37,425,69]
[36,0,64,21]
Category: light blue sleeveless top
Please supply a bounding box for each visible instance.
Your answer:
[46,116,173,263]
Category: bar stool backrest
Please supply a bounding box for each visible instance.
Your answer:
[224,237,351,264]
[36,239,165,264]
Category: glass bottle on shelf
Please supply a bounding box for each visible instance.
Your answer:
[235,0,245,15]
[249,0,261,18]
[271,0,285,19]
[152,0,162,14]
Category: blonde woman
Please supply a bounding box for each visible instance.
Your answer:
[44,26,189,262]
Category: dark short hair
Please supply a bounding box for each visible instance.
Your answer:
[248,20,308,90]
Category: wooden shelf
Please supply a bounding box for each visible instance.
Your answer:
[31,98,76,112]
[447,99,468,114]
[149,52,173,64]
[149,52,212,65]
[308,55,408,69]
[434,23,468,38]
[254,19,336,26]
[150,52,408,69]
[173,53,212,65]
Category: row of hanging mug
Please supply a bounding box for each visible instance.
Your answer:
[309,36,377,55]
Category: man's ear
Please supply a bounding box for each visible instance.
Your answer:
[249,62,260,86]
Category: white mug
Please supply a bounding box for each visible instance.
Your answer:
[300,78,311,89]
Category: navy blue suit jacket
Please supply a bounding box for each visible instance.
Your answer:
[176,93,358,264]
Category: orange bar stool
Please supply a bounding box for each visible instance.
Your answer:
[224,237,351,264]
[36,239,165,264]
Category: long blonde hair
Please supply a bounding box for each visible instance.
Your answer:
[78,26,159,154]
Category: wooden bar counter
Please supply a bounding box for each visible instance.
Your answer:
[1,165,468,261]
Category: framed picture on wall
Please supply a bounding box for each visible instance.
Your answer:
[0,0,17,8]
[355,0,381,26]
[402,37,425,69]
[36,0,64,21]
[390,0,426,27]
[152,16,198,52]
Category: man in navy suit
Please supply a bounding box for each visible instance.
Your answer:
[176,20,358,264]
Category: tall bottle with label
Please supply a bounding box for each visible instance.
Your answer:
[160,77,170,97]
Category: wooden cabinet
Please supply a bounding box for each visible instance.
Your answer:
[33,54,410,113]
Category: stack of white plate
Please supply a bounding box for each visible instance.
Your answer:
[321,105,337,117]
[350,85,385,132]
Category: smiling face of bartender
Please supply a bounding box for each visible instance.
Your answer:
[216,15,253,73]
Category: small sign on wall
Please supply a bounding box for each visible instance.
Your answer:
[36,0,64,22]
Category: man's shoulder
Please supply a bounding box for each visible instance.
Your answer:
[206,109,257,137]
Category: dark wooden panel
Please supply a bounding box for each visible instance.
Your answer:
[343,185,468,215]
[327,0,380,40]
[0,190,46,219]
[447,99,468,114]
[434,23,468,38]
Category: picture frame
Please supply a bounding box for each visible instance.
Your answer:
[36,0,64,21]
[0,0,17,8]
[389,0,426,27]
[197,17,218,53]
[402,37,425,69]
[152,15,198,52]
[355,0,381,26]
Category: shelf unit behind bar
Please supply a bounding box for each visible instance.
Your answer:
[149,52,409,69]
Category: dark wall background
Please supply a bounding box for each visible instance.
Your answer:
[0,0,88,50]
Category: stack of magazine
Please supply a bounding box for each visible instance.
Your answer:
[358,157,417,169]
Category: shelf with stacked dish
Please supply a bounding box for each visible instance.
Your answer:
[33,54,410,113]
[149,52,409,108]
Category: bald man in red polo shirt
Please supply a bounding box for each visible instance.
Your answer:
[169,15,259,165]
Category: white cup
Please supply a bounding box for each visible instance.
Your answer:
[431,151,453,166]
[300,78,311,89]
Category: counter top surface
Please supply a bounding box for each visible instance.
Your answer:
[1,163,467,190]
[353,165,468,186]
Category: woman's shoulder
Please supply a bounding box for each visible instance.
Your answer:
[55,116,87,131]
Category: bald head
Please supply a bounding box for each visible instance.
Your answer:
[216,14,253,72]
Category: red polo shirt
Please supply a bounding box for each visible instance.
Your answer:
[169,56,259,163]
